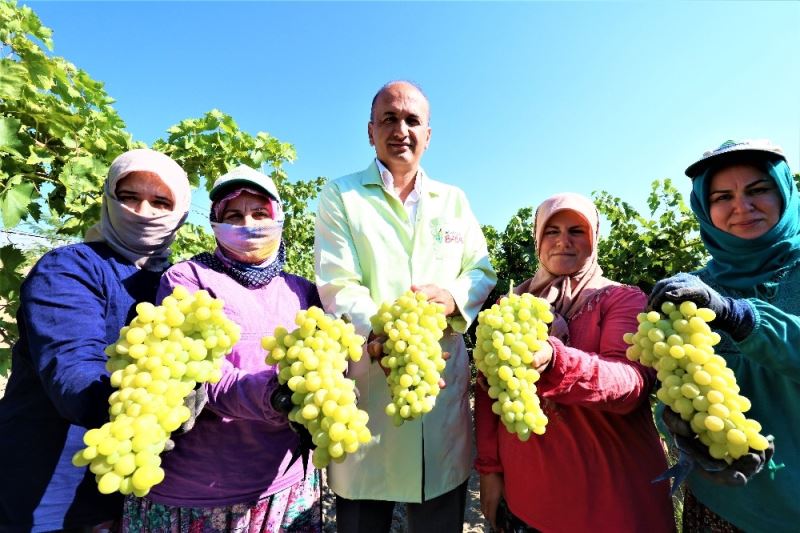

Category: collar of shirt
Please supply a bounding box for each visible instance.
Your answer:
[375,158,424,206]
[376,158,423,225]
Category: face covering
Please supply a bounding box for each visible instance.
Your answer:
[85,148,190,271]
[211,218,283,264]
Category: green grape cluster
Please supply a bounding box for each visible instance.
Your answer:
[474,292,552,441]
[624,301,770,462]
[262,306,371,469]
[72,286,241,496]
[369,291,448,426]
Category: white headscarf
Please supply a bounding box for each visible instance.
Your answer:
[85,148,190,271]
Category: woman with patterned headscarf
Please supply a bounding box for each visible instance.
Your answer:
[649,140,799,532]
[0,149,190,531]
[122,165,323,532]
[475,192,674,532]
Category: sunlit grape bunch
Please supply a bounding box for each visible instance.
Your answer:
[474,292,552,441]
[369,291,449,426]
[72,286,241,496]
[624,301,770,463]
[262,306,371,469]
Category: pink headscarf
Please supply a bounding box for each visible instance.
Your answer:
[516,193,617,324]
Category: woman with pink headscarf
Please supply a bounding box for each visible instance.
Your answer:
[474,193,675,532]
[122,165,323,532]
[0,149,190,531]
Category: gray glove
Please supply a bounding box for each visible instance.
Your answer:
[662,408,774,487]
[164,386,208,451]
[648,273,755,341]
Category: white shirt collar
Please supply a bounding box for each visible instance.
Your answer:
[375,159,424,201]
[375,159,422,224]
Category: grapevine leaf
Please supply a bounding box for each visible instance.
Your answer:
[0,117,24,153]
[0,245,26,274]
[0,60,27,100]
[0,182,35,227]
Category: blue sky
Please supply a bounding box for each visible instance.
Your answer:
[26,1,800,232]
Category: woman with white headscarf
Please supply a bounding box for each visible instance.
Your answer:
[122,165,323,532]
[474,193,674,533]
[0,149,190,532]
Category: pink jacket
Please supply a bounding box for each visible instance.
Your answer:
[475,284,674,532]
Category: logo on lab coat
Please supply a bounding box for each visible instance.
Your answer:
[431,219,464,243]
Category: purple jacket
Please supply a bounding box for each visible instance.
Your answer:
[148,259,321,507]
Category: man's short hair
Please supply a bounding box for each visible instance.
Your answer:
[369,80,430,123]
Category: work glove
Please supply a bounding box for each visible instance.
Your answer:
[164,386,208,451]
[655,408,775,493]
[270,382,315,476]
[647,273,755,341]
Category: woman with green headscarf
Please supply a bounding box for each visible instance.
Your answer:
[648,139,800,533]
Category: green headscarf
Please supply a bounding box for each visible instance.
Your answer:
[690,159,800,290]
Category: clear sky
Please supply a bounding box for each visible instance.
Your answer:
[25,0,800,232]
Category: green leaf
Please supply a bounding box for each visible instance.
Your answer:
[25,51,54,90]
[0,60,28,100]
[0,244,26,274]
[0,348,11,377]
[0,117,24,153]
[0,182,35,227]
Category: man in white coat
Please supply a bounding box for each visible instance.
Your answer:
[315,80,496,532]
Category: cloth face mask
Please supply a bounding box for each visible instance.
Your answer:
[211,219,283,263]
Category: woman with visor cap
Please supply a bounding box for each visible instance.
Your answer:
[0,149,191,532]
[122,165,323,532]
[648,139,799,532]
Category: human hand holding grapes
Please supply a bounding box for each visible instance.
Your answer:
[531,341,553,373]
[410,284,456,317]
[366,333,391,377]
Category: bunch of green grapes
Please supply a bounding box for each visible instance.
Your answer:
[72,286,241,496]
[369,291,448,426]
[624,301,770,462]
[262,306,371,469]
[474,292,552,441]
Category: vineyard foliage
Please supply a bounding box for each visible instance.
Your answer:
[0,2,323,374]
[1,2,797,376]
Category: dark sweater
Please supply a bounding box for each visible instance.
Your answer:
[0,242,162,532]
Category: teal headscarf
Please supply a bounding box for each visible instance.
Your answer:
[690,159,800,290]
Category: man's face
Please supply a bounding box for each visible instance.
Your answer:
[368,83,431,174]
